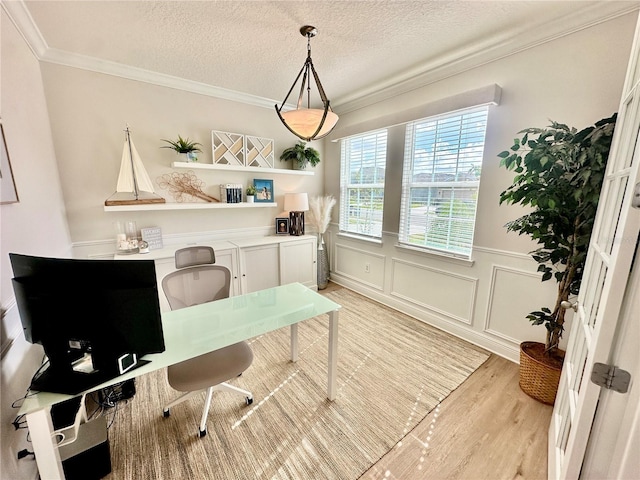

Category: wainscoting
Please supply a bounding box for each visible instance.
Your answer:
[327,227,567,363]
[64,224,565,363]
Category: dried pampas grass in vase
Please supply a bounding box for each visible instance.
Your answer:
[308,195,336,289]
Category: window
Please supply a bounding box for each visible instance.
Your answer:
[339,130,388,238]
[399,106,488,258]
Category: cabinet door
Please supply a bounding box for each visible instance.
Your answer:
[213,248,240,296]
[153,258,176,312]
[280,238,317,289]
[239,244,280,293]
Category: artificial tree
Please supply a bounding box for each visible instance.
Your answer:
[498,114,617,357]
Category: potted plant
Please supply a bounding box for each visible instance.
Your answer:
[279,141,320,170]
[246,184,256,203]
[161,135,203,162]
[498,114,616,404]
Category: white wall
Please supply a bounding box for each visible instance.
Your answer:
[1,9,72,480]
[38,63,325,258]
[322,12,638,361]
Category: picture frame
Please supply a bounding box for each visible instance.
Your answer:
[276,217,290,235]
[0,122,19,204]
[254,178,274,203]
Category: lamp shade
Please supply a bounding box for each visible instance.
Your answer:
[284,192,309,212]
[280,109,339,142]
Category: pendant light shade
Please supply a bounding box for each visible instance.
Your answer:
[275,26,339,142]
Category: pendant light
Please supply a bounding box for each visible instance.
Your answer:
[275,26,339,141]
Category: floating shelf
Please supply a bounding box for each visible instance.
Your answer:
[104,202,279,212]
[171,162,314,176]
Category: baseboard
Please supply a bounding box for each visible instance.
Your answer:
[329,274,520,363]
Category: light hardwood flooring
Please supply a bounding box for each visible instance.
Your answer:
[323,283,553,480]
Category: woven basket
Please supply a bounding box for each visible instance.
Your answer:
[519,341,564,405]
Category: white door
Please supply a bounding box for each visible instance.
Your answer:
[580,237,640,478]
[548,16,640,479]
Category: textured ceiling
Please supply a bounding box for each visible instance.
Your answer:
[13,1,640,111]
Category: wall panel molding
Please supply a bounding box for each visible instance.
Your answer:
[334,242,385,291]
[389,258,478,325]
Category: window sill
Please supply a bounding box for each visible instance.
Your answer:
[394,243,475,267]
[337,232,383,246]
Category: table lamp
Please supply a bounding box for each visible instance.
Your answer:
[284,193,309,236]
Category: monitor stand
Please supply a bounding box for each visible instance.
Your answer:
[31,360,150,395]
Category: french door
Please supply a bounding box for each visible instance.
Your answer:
[548,14,640,479]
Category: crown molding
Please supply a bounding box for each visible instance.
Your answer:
[4,0,639,114]
[332,2,640,114]
[1,0,282,110]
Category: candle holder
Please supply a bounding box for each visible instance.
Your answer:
[115,221,139,254]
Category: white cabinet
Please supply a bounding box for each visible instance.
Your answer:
[237,243,280,293]
[115,241,238,312]
[232,235,317,294]
[280,238,317,288]
[116,235,317,312]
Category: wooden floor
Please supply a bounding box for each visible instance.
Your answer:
[323,283,553,480]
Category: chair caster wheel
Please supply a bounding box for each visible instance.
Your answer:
[246,397,254,406]
[199,429,207,438]
[163,409,170,418]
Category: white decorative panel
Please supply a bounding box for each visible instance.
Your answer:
[212,130,245,166]
[334,243,385,290]
[484,265,557,345]
[245,136,274,168]
[390,258,477,324]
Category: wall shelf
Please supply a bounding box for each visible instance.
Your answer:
[104,202,278,212]
[171,162,314,176]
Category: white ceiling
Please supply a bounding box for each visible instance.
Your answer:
[7,1,640,112]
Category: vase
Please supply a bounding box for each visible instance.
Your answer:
[317,234,329,289]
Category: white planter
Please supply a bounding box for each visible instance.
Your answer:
[246,195,255,203]
[179,152,199,163]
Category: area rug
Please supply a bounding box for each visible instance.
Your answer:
[102,288,489,480]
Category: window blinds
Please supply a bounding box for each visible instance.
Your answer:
[399,106,488,258]
[339,130,388,238]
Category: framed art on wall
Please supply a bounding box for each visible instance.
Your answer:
[276,217,290,235]
[254,179,274,203]
[0,122,19,204]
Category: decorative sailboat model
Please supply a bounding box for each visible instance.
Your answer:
[105,126,166,206]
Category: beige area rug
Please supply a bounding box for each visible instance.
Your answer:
[102,288,489,480]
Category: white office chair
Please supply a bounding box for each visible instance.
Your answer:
[161,246,253,437]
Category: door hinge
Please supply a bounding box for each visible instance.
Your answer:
[633,182,640,209]
[590,363,631,393]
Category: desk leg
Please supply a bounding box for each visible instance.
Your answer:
[26,408,65,480]
[327,309,339,401]
[290,323,299,362]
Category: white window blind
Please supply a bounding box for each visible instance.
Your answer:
[399,106,488,258]
[339,130,388,238]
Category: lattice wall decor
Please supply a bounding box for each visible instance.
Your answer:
[245,136,275,168]
[212,131,245,166]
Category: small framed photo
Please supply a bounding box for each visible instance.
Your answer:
[276,217,290,235]
[254,178,274,203]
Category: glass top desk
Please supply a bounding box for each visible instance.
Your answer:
[19,283,341,480]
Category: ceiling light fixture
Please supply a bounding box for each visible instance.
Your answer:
[275,26,339,142]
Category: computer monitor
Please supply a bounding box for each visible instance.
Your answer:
[9,253,165,395]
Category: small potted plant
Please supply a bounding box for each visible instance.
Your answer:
[498,114,616,404]
[161,135,202,162]
[279,141,320,170]
[245,184,256,203]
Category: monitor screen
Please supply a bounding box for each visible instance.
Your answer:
[10,253,165,394]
